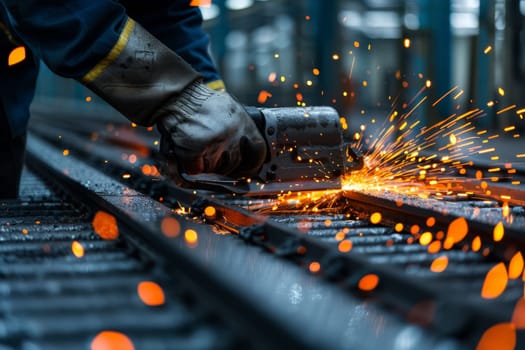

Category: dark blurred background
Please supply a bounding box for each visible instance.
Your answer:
[32,0,525,136]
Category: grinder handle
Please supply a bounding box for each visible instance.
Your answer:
[243,106,266,136]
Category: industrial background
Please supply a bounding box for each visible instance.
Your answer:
[33,0,525,133]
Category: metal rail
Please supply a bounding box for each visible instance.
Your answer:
[28,114,525,348]
[24,135,319,350]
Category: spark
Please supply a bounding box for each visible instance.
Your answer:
[161,217,181,237]
[258,90,272,104]
[137,281,165,306]
[481,263,508,299]
[189,0,211,6]
[92,211,119,240]
[309,261,321,273]
[497,104,516,115]
[8,46,25,66]
[430,256,448,272]
[91,331,134,350]
[72,241,84,258]
[476,323,515,350]
[358,274,379,291]
[184,229,198,246]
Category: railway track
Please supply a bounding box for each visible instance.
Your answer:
[5,105,524,349]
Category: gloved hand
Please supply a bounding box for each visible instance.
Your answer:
[79,18,266,183]
[156,81,267,181]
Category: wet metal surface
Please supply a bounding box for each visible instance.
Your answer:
[23,134,467,350]
[0,170,238,349]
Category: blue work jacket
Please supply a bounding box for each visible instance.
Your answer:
[0,0,220,136]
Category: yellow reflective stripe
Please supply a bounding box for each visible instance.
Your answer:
[206,79,226,91]
[81,18,135,83]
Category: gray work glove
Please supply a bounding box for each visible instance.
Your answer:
[156,81,267,180]
[80,17,266,183]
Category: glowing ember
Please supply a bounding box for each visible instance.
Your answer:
[204,206,217,218]
[309,261,321,273]
[137,281,165,306]
[338,240,353,253]
[258,90,273,104]
[419,232,432,246]
[370,212,382,224]
[189,0,211,6]
[92,211,119,240]
[71,241,84,258]
[91,331,134,350]
[430,256,448,273]
[184,229,198,246]
[427,240,441,254]
[509,252,524,279]
[445,217,468,245]
[481,263,508,299]
[493,221,504,242]
[8,46,26,66]
[511,298,525,329]
[160,217,181,237]
[476,323,515,350]
[472,236,482,252]
[358,274,379,291]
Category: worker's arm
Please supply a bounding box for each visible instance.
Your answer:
[2,1,266,179]
[121,0,224,89]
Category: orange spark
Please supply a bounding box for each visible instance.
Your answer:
[257,90,272,104]
[370,212,382,224]
[8,46,25,66]
[161,217,181,237]
[427,241,441,254]
[432,86,458,107]
[511,298,525,329]
[358,274,379,291]
[472,236,482,252]
[476,323,515,350]
[184,229,198,246]
[92,211,119,240]
[309,261,321,273]
[430,256,448,273]
[497,104,516,115]
[91,331,135,350]
[137,281,165,306]
[493,222,504,242]
[71,241,84,258]
[189,0,211,6]
[338,240,353,253]
[204,206,216,218]
[481,263,508,299]
[509,252,524,279]
[445,217,468,245]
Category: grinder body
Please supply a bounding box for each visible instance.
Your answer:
[175,106,362,194]
[245,106,359,183]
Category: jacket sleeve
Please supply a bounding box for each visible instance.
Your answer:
[2,0,128,79]
[122,0,221,84]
